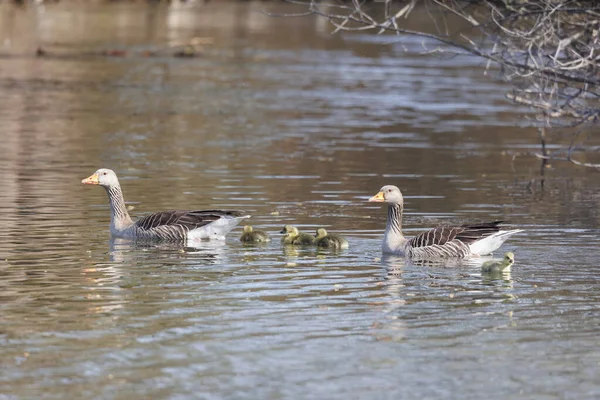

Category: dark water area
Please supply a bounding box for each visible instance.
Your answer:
[1,2,599,399]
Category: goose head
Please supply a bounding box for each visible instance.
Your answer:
[504,252,515,265]
[243,225,254,233]
[82,168,120,189]
[369,185,404,206]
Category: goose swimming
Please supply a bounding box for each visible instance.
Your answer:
[280,225,315,245]
[82,168,249,242]
[368,185,522,259]
[240,225,271,243]
[314,228,349,249]
[481,252,515,273]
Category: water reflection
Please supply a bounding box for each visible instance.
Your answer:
[1,2,600,399]
[109,237,228,265]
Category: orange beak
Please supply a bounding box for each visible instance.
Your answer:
[82,173,99,185]
[368,191,385,202]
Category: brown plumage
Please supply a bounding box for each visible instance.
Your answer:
[82,168,249,241]
[408,221,503,248]
[369,185,523,258]
[136,210,246,232]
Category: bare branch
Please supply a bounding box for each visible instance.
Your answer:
[282,0,600,168]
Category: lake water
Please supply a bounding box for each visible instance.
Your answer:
[1,2,599,399]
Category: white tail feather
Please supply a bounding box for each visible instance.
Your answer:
[469,229,523,256]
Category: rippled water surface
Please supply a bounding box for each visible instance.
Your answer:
[1,2,600,399]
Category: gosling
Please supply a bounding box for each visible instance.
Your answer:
[240,225,270,243]
[280,225,315,245]
[314,228,349,249]
[481,252,514,273]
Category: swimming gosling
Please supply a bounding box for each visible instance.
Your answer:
[314,228,349,249]
[280,225,314,245]
[481,252,515,273]
[240,225,270,243]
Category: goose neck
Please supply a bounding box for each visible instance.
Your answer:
[387,202,403,236]
[104,183,133,230]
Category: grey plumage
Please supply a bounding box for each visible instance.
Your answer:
[369,185,523,258]
[405,222,503,259]
[82,168,249,242]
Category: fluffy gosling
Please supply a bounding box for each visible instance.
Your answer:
[240,225,270,243]
[280,225,314,245]
[314,228,349,249]
[481,252,515,273]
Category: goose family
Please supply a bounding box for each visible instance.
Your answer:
[240,225,271,243]
[369,185,522,259]
[82,168,249,242]
[314,228,349,249]
[81,170,521,261]
[481,252,515,273]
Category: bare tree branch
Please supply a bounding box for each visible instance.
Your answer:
[283,0,600,168]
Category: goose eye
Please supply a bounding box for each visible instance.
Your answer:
[103,172,107,176]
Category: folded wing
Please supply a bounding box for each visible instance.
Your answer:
[407,221,503,258]
[135,210,247,238]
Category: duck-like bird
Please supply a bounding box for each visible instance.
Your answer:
[368,185,522,259]
[280,225,315,245]
[240,225,271,243]
[481,252,515,273]
[82,168,249,242]
[314,228,349,249]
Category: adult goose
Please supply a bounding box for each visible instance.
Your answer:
[368,185,522,259]
[82,168,249,242]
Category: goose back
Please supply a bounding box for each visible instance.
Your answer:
[133,210,247,241]
[406,221,504,259]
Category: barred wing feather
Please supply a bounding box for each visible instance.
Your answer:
[406,221,503,258]
[135,210,246,232]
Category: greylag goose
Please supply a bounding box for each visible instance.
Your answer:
[280,225,315,245]
[82,168,249,242]
[314,228,349,249]
[368,185,523,259]
[240,225,271,243]
[481,252,514,273]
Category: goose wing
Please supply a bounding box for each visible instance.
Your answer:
[135,210,246,232]
[407,221,503,258]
